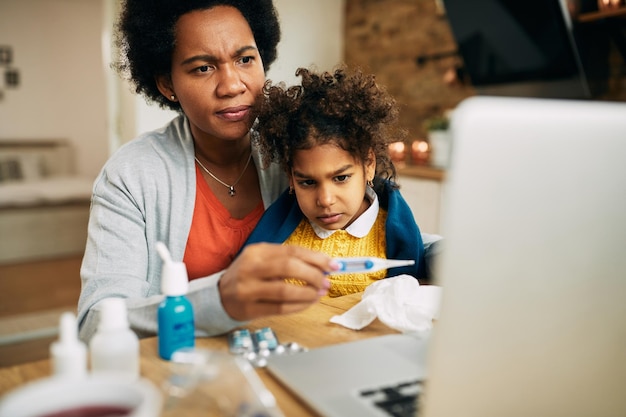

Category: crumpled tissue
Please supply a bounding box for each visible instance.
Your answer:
[329,275,442,334]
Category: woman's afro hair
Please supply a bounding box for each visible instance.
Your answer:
[113,0,280,111]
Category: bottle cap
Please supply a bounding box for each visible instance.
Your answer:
[98,298,129,332]
[156,241,189,296]
[50,311,87,377]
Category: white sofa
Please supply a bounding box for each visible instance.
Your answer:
[0,139,94,264]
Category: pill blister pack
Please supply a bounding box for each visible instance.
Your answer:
[228,327,307,367]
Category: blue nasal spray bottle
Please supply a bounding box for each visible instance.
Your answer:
[156,241,195,360]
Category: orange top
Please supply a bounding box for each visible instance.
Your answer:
[183,165,264,280]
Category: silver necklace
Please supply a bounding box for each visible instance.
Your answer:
[194,151,252,197]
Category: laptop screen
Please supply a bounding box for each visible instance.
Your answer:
[421,96,626,417]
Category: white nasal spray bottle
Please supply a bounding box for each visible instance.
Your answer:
[50,312,87,378]
[89,297,140,379]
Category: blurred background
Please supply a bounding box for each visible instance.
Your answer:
[0,0,624,365]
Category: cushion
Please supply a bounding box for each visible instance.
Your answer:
[0,153,42,183]
[0,176,93,208]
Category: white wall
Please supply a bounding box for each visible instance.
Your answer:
[268,0,345,86]
[0,0,110,179]
[0,0,345,177]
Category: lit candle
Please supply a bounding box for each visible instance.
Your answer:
[598,0,624,9]
[411,140,430,165]
[388,142,406,166]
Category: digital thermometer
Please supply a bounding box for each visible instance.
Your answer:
[330,257,415,274]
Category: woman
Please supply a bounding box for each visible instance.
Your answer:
[77,0,334,341]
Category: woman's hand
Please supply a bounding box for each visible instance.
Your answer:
[218,243,335,321]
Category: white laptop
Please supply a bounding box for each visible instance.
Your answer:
[266,96,626,417]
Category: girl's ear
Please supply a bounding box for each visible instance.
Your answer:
[365,148,376,182]
[155,75,176,102]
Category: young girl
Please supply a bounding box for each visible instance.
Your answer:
[246,67,429,297]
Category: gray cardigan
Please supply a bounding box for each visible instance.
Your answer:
[77,115,289,341]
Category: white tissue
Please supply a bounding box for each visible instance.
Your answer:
[329,275,442,334]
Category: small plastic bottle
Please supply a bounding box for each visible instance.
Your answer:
[156,241,195,360]
[50,311,87,378]
[89,297,140,379]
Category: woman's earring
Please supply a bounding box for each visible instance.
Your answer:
[367,179,374,188]
[289,186,294,195]
[170,95,176,101]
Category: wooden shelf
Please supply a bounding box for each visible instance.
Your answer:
[577,6,626,23]
[398,164,446,181]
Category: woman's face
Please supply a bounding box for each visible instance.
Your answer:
[159,6,266,143]
[290,143,376,231]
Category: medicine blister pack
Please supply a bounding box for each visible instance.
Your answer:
[228,327,307,367]
[228,328,254,354]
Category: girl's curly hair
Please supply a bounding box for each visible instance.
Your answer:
[113,0,281,111]
[253,67,406,186]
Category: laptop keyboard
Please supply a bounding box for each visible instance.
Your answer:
[359,379,423,417]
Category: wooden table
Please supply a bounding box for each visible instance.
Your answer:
[0,293,398,416]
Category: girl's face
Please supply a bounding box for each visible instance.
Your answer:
[290,143,376,231]
[157,6,265,144]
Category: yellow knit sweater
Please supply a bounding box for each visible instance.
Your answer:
[284,209,388,297]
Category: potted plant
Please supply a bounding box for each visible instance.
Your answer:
[423,115,451,169]
[423,115,449,132]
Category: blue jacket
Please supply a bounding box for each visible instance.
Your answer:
[244,180,427,278]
